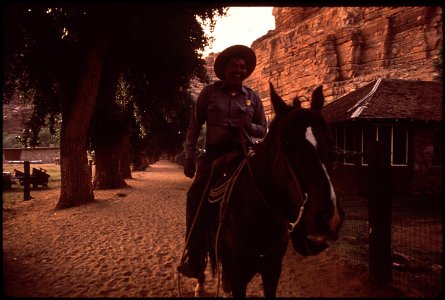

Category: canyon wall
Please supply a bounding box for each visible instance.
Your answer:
[205,7,442,120]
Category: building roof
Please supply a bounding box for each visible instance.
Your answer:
[322,78,443,123]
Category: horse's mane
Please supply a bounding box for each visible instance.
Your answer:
[266,106,324,142]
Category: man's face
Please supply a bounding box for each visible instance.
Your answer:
[223,57,248,85]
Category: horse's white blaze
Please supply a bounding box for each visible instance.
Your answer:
[306,125,341,231]
[305,127,317,148]
[321,163,342,230]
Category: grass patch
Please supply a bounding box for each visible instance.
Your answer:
[3,163,61,182]
[3,163,61,208]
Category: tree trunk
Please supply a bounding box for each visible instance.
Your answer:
[90,51,128,189]
[132,146,149,171]
[120,134,132,179]
[93,141,128,189]
[56,41,105,209]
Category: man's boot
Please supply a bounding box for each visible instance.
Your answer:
[177,251,202,279]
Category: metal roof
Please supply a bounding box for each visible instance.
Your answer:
[322,78,443,123]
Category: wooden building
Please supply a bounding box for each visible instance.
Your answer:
[322,78,442,196]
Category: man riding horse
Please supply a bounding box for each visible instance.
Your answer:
[177,45,267,278]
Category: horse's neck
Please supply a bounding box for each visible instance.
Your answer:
[250,138,302,204]
[249,139,280,193]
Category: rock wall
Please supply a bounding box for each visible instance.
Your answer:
[3,147,60,163]
[204,7,442,120]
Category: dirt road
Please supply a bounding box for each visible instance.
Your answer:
[2,159,402,297]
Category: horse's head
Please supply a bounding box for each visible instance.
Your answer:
[268,83,344,255]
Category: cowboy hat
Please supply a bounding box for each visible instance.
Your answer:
[213,45,256,80]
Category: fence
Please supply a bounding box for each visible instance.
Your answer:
[331,140,443,297]
[336,193,442,297]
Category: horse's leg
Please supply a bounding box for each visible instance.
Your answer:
[260,259,283,298]
[220,266,234,298]
[222,270,231,294]
[194,249,209,297]
[229,280,248,297]
[194,271,206,297]
[226,264,254,297]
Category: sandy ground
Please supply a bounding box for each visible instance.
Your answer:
[2,159,403,297]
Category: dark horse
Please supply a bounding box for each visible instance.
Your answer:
[192,83,344,297]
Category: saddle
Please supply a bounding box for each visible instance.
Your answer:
[207,149,245,204]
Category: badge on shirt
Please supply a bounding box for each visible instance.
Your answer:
[245,99,252,106]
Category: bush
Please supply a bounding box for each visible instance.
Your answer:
[3,134,22,148]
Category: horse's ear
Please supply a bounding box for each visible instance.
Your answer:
[270,82,289,117]
[310,85,324,113]
[293,96,302,108]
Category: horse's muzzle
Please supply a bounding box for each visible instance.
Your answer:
[290,223,329,256]
[308,211,344,243]
[307,234,328,243]
[307,231,338,244]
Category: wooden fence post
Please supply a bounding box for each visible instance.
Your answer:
[23,161,32,201]
[368,140,393,285]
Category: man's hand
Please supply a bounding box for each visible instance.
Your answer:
[235,117,252,136]
[183,158,196,178]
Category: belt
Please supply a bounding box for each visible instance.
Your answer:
[205,144,241,155]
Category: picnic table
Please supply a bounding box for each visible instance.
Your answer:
[13,167,50,189]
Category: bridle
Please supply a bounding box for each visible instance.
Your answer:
[244,146,308,233]
[210,144,309,234]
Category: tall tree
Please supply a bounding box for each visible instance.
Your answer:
[90,6,223,188]
[90,54,126,190]
[4,4,226,208]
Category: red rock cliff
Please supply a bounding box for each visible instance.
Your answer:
[205,7,442,120]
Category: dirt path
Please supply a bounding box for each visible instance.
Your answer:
[2,160,402,297]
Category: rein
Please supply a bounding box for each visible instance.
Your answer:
[179,146,308,297]
[208,159,246,205]
[208,152,307,233]
[209,159,247,297]
[245,148,308,233]
[209,148,307,297]
[279,150,308,233]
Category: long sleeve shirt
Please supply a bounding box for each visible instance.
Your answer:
[185,81,267,160]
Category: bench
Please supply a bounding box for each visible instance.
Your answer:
[13,167,51,189]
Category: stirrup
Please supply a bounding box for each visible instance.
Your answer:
[177,261,201,279]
